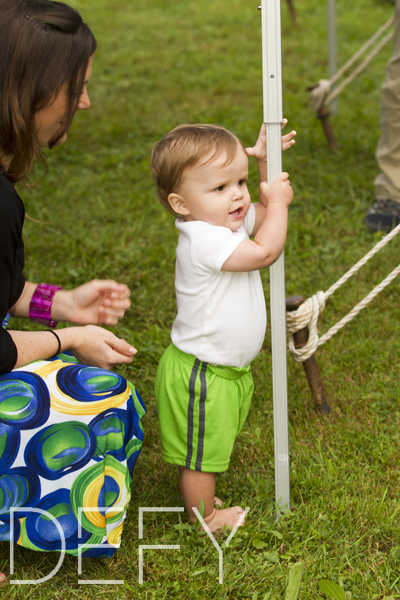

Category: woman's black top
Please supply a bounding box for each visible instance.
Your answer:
[0,173,25,373]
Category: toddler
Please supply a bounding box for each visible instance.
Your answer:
[151,122,295,531]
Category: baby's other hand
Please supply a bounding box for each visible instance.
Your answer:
[246,123,267,162]
[260,172,293,208]
[246,120,296,162]
[281,118,296,152]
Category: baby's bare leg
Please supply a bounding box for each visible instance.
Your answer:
[179,466,246,532]
[178,466,222,507]
[179,467,216,521]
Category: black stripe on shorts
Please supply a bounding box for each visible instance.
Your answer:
[195,361,208,471]
[186,358,200,469]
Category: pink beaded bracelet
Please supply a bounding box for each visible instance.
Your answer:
[29,283,62,328]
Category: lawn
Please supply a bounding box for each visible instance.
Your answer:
[1,0,400,598]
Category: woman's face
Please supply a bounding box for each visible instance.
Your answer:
[34,54,94,149]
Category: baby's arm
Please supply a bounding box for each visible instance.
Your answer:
[246,121,296,235]
[222,121,295,272]
[221,172,293,272]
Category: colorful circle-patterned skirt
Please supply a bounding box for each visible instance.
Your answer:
[0,352,145,557]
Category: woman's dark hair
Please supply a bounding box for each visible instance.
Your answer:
[0,0,97,182]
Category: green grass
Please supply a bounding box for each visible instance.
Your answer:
[2,0,400,597]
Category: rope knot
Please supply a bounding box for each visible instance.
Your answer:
[308,79,331,112]
[287,292,325,362]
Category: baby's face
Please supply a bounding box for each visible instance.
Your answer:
[174,147,251,232]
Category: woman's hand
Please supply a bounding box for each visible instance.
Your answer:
[52,280,131,325]
[69,325,136,369]
[9,325,137,370]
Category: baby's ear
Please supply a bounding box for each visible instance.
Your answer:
[168,193,190,216]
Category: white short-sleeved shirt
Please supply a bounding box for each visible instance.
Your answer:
[171,204,267,368]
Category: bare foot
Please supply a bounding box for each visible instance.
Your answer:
[201,506,246,532]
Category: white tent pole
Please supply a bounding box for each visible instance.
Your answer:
[260,0,290,513]
[327,0,338,113]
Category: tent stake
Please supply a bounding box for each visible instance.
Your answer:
[286,0,298,26]
[286,296,331,414]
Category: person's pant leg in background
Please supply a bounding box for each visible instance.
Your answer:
[366,0,400,231]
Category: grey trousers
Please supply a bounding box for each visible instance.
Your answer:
[375,0,400,202]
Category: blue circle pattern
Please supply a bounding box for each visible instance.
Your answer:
[24,422,97,480]
[26,489,92,551]
[81,545,116,558]
[98,475,121,510]
[127,393,145,474]
[89,408,130,462]
[0,517,20,542]
[0,422,20,471]
[0,372,50,429]
[130,392,145,441]
[0,467,41,521]
[56,365,126,402]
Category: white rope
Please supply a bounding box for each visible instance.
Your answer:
[319,263,400,345]
[330,15,394,86]
[287,223,400,362]
[325,221,400,298]
[326,30,394,105]
[309,15,394,112]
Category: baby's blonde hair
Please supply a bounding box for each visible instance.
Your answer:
[151,124,245,216]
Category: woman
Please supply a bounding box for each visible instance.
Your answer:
[0,0,145,557]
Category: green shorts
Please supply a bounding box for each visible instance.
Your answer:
[155,344,254,472]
